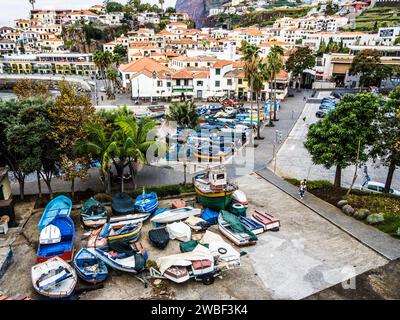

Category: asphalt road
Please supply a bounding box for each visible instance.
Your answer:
[272,92,400,190]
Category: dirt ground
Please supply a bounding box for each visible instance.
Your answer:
[0,196,270,300]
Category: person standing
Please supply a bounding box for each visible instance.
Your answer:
[299,179,307,199]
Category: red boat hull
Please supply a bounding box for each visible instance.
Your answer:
[252,211,280,231]
[37,250,73,263]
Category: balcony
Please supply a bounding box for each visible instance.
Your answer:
[172,85,194,92]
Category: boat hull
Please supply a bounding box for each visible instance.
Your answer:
[196,187,233,211]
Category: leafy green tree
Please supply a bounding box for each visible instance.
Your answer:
[304,93,381,187]
[286,46,315,89]
[13,79,51,101]
[0,98,58,199]
[49,81,96,198]
[113,44,127,58]
[370,87,400,193]
[349,49,394,90]
[165,7,176,14]
[106,1,124,12]
[253,61,271,137]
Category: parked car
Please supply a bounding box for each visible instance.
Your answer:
[360,181,400,197]
[331,92,344,99]
[316,109,329,118]
[319,104,335,110]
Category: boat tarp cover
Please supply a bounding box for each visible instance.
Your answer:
[180,240,209,253]
[82,198,100,212]
[157,244,214,275]
[112,193,135,215]
[221,211,257,242]
[149,228,170,249]
[108,242,137,256]
[200,230,240,263]
[166,222,191,242]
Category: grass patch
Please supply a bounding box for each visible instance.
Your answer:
[129,184,195,198]
[285,177,400,238]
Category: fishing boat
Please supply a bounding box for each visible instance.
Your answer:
[37,216,75,263]
[38,196,72,232]
[218,211,257,247]
[31,257,77,300]
[112,193,136,216]
[109,213,149,229]
[232,190,248,208]
[80,197,108,229]
[87,225,109,249]
[73,248,108,284]
[90,248,146,274]
[147,105,166,112]
[192,144,233,162]
[239,216,264,235]
[107,222,142,245]
[150,207,201,224]
[194,165,238,211]
[134,190,158,216]
[252,210,280,231]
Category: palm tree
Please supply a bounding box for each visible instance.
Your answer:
[167,101,201,185]
[159,0,165,13]
[75,116,165,192]
[240,41,262,127]
[29,0,35,10]
[74,123,113,194]
[253,62,271,138]
[243,55,261,127]
[93,50,115,98]
[267,45,284,122]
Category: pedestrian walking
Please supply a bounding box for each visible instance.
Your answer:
[299,179,307,200]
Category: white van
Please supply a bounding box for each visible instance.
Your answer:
[360,181,400,196]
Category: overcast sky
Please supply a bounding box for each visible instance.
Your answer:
[0,0,177,26]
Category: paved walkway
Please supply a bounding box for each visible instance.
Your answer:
[257,168,400,261]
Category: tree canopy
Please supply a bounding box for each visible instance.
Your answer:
[304,93,381,187]
[349,49,395,89]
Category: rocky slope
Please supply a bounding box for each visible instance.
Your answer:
[175,0,230,27]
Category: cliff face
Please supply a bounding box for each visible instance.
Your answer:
[175,0,229,27]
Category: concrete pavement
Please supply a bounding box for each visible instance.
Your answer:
[257,168,400,261]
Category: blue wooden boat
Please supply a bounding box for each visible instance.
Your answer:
[37,216,75,263]
[80,197,108,229]
[90,248,147,274]
[73,248,108,284]
[239,216,265,235]
[38,196,72,232]
[134,190,158,215]
[192,144,233,161]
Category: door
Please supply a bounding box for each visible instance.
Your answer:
[197,90,203,99]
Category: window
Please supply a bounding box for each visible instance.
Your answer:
[167,82,171,87]
[176,79,181,85]
[227,79,232,86]
[184,79,189,86]
[215,81,220,87]
[197,81,203,86]
[238,79,243,85]
[157,80,162,87]
[367,185,378,191]
[216,68,221,75]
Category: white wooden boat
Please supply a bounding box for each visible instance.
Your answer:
[89,248,146,274]
[151,207,201,224]
[218,213,257,247]
[109,213,149,229]
[31,257,77,299]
